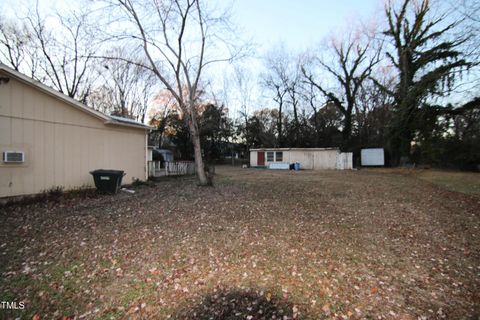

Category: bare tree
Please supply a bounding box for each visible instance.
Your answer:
[449,0,480,35]
[0,15,40,78]
[298,80,324,146]
[88,47,156,122]
[448,0,480,96]
[261,45,291,147]
[23,6,97,102]
[302,29,381,147]
[0,17,28,71]
[284,56,303,146]
[355,65,396,147]
[101,0,243,185]
[232,65,255,122]
[230,64,256,151]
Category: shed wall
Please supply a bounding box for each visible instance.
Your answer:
[313,150,339,169]
[361,148,385,166]
[250,149,339,170]
[0,74,147,197]
[250,151,258,167]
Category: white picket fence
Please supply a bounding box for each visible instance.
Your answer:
[148,161,196,178]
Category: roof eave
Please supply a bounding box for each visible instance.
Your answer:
[104,120,153,131]
[0,64,110,122]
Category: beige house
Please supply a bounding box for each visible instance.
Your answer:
[249,148,353,170]
[0,64,151,198]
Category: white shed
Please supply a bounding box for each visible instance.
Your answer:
[249,148,352,170]
[361,148,385,166]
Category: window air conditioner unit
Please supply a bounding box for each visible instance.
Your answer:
[3,151,25,163]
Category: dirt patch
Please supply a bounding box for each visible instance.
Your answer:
[172,289,296,320]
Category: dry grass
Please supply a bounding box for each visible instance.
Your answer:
[358,167,480,196]
[415,170,480,196]
[0,166,479,319]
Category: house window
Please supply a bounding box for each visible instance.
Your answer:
[266,151,274,162]
[275,151,283,162]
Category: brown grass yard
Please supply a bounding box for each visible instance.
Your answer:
[415,170,480,196]
[1,167,479,320]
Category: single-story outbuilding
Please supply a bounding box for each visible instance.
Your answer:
[361,148,385,166]
[0,64,151,198]
[250,148,352,170]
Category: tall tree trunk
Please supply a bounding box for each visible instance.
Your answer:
[313,112,320,146]
[341,107,353,148]
[389,106,414,166]
[187,102,209,185]
[292,101,299,146]
[188,120,209,185]
[277,102,283,147]
[308,96,320,146]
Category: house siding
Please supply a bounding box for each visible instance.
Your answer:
[0,72,147,197]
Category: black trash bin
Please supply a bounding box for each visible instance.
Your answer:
[90,169,125,194]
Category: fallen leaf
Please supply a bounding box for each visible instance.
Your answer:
[322,304,330,314]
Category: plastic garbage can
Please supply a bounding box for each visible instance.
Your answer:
[294,162,300,171]
[90,169,125,194]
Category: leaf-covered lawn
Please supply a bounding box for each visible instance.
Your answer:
[1,167,479,319]
[415,170,480,196]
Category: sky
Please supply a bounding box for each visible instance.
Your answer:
[2,0,475,119]
[0,0,386,120]
[0,0,384,64]
[0,0,383,55]
[230,0,382,53]
[211,0,385,116]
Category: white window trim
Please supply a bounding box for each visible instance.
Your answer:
[266,151,274,162]
[275,151,283,162]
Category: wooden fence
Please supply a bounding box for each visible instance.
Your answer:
[148,161,196,178]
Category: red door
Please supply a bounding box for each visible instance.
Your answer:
[257,152,265,165]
